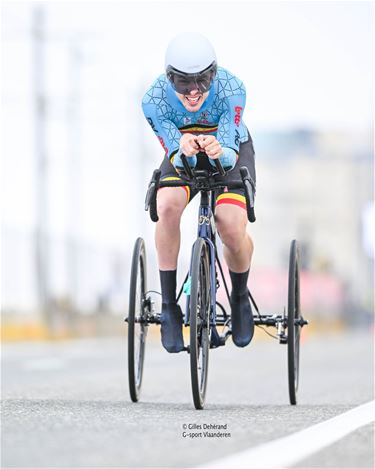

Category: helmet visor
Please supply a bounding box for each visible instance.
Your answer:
[167,62,217,95]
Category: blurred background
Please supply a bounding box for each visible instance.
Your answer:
[1,0,374,340]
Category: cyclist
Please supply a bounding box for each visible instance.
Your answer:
[142,32,256,352]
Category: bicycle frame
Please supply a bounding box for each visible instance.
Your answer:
[184,189,219,330]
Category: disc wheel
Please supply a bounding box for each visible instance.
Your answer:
[189,238,211,410]
[287,239,301,405]
[128,237,148,402]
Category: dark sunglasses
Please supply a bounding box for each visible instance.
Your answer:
[166,62,217,95]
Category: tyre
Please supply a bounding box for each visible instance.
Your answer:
[128,237,148,402]
[189,238,211,410]
[287,239,301,405]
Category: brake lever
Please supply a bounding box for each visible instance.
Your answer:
[144,182,155,211]
[240,166,256,223]
[145,169,161,222]
[144,169,161,211]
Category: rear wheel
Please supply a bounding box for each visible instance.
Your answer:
[287,239,301,405]
[128,237,148,402]
[189,239,211,410]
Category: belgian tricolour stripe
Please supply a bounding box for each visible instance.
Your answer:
[180,124,218,134]
[161,176,190,202]
[216,192,246,210]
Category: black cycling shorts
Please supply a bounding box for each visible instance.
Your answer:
[158,132,256,211]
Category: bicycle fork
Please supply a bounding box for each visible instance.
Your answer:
[184,201,216,322]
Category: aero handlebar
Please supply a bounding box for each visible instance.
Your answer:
[145,153,256,223]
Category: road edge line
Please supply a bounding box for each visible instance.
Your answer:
[197,400,375,469]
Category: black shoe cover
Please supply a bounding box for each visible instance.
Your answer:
[210,325,222,348]
[230,293,254,347]
[160,303,184,353]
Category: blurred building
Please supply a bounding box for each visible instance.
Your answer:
[250,129,373,324]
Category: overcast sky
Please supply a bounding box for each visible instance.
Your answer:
[2,0,374,130]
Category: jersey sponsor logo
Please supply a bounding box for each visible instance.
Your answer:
[198,111,210,124]
[234,129,240,146]
[147,117,157,132]
[234,106,242,127]
[158,136,168,155]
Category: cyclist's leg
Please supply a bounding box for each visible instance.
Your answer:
[155,157,195,352]
[214,133,256,346]
[156,185,188,270]
[156,155,193,270]
[215,132,256,272]
[215,202,253,272]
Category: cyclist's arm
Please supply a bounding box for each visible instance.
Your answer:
[143,103,198,171]
[142,102,181,163]
[216,84,246,170]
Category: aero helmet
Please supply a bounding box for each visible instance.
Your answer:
[165,32,217,94]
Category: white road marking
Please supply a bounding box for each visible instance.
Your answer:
[200,400,375,468]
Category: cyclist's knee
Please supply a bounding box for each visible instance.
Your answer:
[157,188,186,221]
[216,207,247,250]
[219,227,246,251]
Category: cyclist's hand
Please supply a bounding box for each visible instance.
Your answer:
[196,135,223,159]
[179,133,200,156]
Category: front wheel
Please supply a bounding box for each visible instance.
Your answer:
[189,239,211,410]
[287,239,301,405]
[128,237,148,402]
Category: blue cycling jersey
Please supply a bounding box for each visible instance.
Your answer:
[142,67,249,171]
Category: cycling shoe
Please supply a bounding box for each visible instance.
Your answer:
[160,303,184,353]
[230,293,254,347]
[210,325,223,348]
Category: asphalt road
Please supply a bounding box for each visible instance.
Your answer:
[1,328,374,468]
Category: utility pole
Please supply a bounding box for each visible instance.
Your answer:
[32,5,50,329]
[66,38,82,314]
